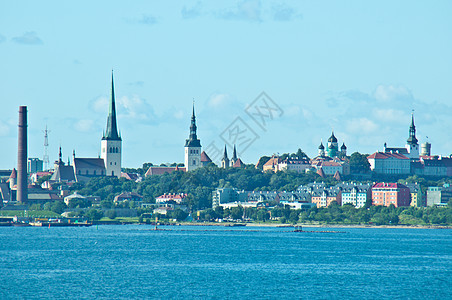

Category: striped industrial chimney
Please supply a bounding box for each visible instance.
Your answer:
[17,106,28,203]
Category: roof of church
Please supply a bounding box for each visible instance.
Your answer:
[73,158,106,170]
[232,158,244,168]
[10,168,16,179]
[201,151,212,162]
[328,132,337,143]
[103,71,121,141]
[50,164,76,182]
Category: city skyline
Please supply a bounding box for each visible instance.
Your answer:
[1,1,451,169]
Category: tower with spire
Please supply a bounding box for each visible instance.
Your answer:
[405,113,419,160]
[230,145,238,167]
[221,145,229,169]
[184,103,202,171]
[101,71,122,177]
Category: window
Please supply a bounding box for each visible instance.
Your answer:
[86,170,89,175]
[193,160,196,165]
[93,170,96,175]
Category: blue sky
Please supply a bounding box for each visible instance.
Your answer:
[0,0,451,169]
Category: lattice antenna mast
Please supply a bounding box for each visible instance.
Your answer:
[43,125,50,171]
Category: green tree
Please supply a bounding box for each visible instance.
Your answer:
[349,152,371,174]
[86,208,103,221]
[105,209,117,220]
[51,201,67,214]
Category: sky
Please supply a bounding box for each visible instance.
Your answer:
[0,0,451,169]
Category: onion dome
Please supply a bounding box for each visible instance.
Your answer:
[341,143,347,150]
[328,131,337,143]
[318,142,325,150]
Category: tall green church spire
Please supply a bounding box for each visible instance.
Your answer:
[185,102,201,147]
[103,71,121,141]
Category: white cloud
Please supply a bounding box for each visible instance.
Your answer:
[92,96,108,114]
[74,119,94,132]
[118,95,156,122]
[173,110,185,119]
[12,31,43,45]
[346,118,378,134]
[374,85,413,102]
[217,0,262,22]
[373,108,407,124]
[182,2,203,19]
[208,93,231,108]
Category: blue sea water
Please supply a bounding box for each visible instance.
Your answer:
[0,225,450,299]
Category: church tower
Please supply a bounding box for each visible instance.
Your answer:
[101,71,122,177]
[230,144,238,167]
[406,113,419,160]
[221,145,229,169]
[184,103,201,171]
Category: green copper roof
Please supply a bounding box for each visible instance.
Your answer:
[103,71,121,141]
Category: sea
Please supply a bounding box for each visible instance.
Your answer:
[0,225,450,299]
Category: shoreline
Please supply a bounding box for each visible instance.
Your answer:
[174,222,451,230]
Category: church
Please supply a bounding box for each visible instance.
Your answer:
[51,72,122,182]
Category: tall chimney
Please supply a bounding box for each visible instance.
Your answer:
[17,106,28,203]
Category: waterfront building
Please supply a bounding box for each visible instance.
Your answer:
[426,185,452,207]
[310,188,342,208]
[371,182,411,207]
[184,104,202,172]
[404,182,424,207]
[156,193,187,204]
[338,183,371,208]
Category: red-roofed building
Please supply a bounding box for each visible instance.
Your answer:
[156,193,187,204]
[201,151,213,167]
[372,182,411,207]
[262,156,281,172]
[367,152,410,175]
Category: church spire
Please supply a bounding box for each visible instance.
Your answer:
[407,112,418,145]
[232,145,237,161]
[185,101,201,147]
[103,71,121,141]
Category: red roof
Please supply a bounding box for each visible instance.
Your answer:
[156,193,187,200]
[372,182,409,189]
[10,168,17,179]
[201,151,212,162]
[368,152,409,160]
[232,158,244,168]
[145,166,186,176]
[263,157,280,167]
[316,167,326,178]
